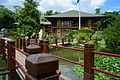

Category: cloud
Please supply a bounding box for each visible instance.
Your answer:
[1,0,106,13]
[107,10,113,12]
[1,0,24,11]
[38,0,77,13]
[38,0,107,13]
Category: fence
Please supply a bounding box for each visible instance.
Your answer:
[23,38,120,80]
[0,38,61,80]
[0,38,120,80]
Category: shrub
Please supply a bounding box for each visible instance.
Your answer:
[47,33,60,39]
[68,30,78,38]
[103,15,120,54]
[91,32,103,44]
[73,28,94,43]
[73,55,120,80]
[78,28,94,34]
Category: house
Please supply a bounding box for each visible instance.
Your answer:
[44,10,105,35]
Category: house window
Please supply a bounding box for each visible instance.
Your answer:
[62,21,75,27]
[81,19,88,26]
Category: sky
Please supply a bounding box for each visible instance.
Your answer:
[0,0,120,14]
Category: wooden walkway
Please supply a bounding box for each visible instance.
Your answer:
[16,50,72,80]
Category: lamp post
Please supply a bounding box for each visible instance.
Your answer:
[78,1,81,29]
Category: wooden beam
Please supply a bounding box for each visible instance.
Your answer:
[0,71,10,76]
[0,68,8,71]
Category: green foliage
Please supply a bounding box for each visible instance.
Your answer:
[94,55,120,80]
[13,5,21,22]
[78,28,94,33]
[73,28,94,43]
[44,10,60,16]
[98,11,120,30]
[91,32,103,44]
[103,15,120,54]
[25,0,39,7]
[40,17,48,22]
[73,55,120,80]
[47,33,60,39]
[0,8,15,30]
[0,5,5,8]
[18,0,40,35]
[95,8,101,15]
[68,30,78,38]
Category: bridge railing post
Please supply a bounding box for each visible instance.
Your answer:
[0,39,6,60]
[20,38,22,49]
[55,38,58,45]
[25,53,59,80]
[16,39,19,48]
[27,38,30,46]
[84,42,95,80]
[23,38,26,52]
[8,40,16,80]
[68,38,70,44]
[62,38,64,46]
[2,39,6,60]
[43,40,49,53]
[39,40,43,53]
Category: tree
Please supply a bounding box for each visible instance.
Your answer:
[13,5,21,14]
[95,8,100,15]
[97,11,120,30]
[41,10,60,22]
[103,15,120,54]
[73,28,94,43]
[0,5,5,8]
[13,5,21,22]
[0,8,15,30]
[44,10,60,16]
[18,0,41,35]
[54,11,61,15]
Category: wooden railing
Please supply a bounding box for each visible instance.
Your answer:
[51,24,98,29]
[0,38,120,80]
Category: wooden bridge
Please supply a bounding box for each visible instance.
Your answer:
[0,38,120,80]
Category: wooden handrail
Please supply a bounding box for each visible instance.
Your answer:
[0,71,10,76]
[0,68,8,71]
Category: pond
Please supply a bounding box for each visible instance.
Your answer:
[50,47,84,80]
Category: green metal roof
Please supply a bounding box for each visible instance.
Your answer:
[45,10,105,18]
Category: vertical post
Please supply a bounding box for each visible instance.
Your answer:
[68,38,70,44]
[55,38,58,45]
[25,53,59,80]
[8,40,16,80]
[43,40,49,53]
[0,39,2,56]
[35,38,38,43]
[0,39,5,60]
[27,38,30,46]
[23,38,26,52]
[64,38,66,42]
[84,42,94,80]
[62,38,64,46]
[16,39,19,48]
[2,39,6,60]
[39,40,43,53]
[20,38,22,49]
